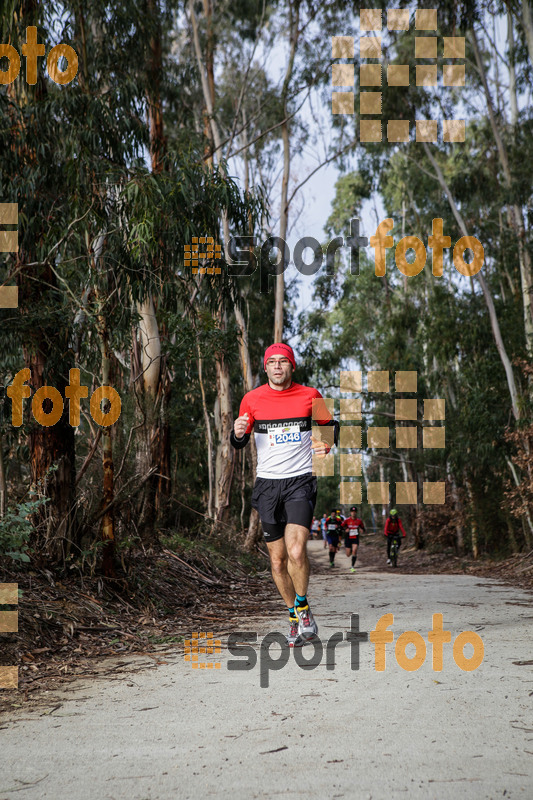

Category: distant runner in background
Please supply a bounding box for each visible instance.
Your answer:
[311,517,320,539]
[325,509,343,568]
[384,508,406,565]
[343,506,365,572]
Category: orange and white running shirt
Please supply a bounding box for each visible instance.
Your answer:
[236,382,333,479]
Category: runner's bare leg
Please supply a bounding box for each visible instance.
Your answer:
[266,538,295,607]
[266,524,310,605]
[284,523,310,597]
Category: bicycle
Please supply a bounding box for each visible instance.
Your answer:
[390,535,402,568]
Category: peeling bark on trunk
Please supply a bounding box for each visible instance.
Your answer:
[214,319,235,528]
[134,296,162,542]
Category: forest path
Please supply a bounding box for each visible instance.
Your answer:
[1,541,532,800]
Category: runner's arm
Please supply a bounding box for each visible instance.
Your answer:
[399,519,407,537]
[230,430,250,449]
[230,402,254,449]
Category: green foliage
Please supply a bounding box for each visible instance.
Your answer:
[0,496,49,563]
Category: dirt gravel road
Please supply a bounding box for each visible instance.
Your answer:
[1,541,532,799]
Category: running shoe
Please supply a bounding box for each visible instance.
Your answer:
[350,567,356,573]
[387,559,392,565]
[296,605,318,641]
[286,616,304,647]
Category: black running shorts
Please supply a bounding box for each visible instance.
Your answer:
[251,473,317,543]
[344,534,359,549]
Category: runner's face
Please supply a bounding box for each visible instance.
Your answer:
[265,357,293,388]
[350,511,356,518]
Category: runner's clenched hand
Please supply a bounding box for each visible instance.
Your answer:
[311,434,329,458]
[234,412,250,438]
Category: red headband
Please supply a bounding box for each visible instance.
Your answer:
[264,343,296,370]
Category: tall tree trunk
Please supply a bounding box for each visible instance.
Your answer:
[9,1,76,566]
[470,28,533,359]
[505,514,519,555]
[23,340,76,565]
[506,457,533,548]
[134,296,162,542]
[274,0,300,342]
[96,299,116,577]
[197,340,215,518]
[448,467,464,555]
[518,1,533,67]
[422,142,521,421]
[465,477,478,559]
[190,0,239,527]
[214,311,235,527]
[235,304,262,548]
[144,0,170,523]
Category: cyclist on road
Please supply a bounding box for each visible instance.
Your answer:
[384,508,406,565]
[325,509,343,568]
[230,343,338,647]
[342,506,365,572]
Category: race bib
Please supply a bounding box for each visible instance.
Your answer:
[268,424,302,446]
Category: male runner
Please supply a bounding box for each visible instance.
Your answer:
[230,343,338,647]
[342,505,365,572]
[384,508,406,564]
[325,509,343,568]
